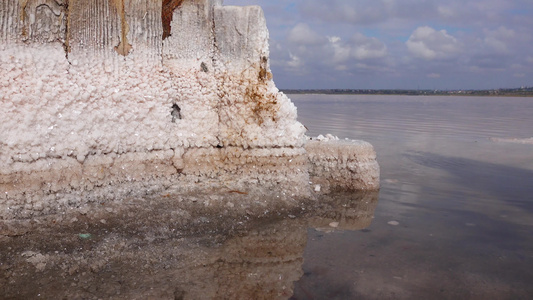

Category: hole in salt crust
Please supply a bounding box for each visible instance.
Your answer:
[201,62,208,72]
[171,104,182,122]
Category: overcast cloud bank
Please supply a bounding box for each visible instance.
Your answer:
[226,0,533,90]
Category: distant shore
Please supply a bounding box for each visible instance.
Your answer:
[282,87,533,97]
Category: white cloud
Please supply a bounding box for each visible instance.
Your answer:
[406,26,460,60]
[287,52,303,68]
[483,37,508,54]
[351,33,388,60]
[326,33,388,65]
[427,73,441,78]
[437,6,454,18]
[329,36,341,44]
[287,23,326,45]
[328,36,351,64]
[483,26,516,54]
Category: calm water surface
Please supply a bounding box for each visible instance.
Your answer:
[290,94,533,299]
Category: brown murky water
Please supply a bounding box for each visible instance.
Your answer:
[291,95,533,299]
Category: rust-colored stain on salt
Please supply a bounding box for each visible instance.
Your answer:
[112,0,133,56]
[162,0,185,39]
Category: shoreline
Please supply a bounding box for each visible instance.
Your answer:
[282,89,533,97]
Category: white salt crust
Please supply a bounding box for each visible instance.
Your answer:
[0,0,379,220]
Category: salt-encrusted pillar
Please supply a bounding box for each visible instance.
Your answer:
[213,5,306,149]
[162,0,221,148]
[0,0,380,221]
[1,0,181,219]
[65,0,178,157]
[189,5,310,196]
[1,0,73,212]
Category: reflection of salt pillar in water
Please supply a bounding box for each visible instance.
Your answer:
[208,191,380,298]
[191,191,379,299]
[0,188,378,298]
[307,191,379,232]
[212,219,307,299]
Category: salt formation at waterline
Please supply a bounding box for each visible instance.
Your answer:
[0,0,379,224]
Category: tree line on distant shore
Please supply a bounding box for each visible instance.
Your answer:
[282,87,533,97]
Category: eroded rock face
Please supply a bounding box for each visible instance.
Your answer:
[0,0,379,220]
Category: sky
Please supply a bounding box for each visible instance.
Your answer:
[224,0,533,90]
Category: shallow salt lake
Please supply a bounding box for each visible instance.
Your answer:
[290,94,533,299]
[2,95,532,299]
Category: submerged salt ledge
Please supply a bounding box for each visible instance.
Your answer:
[0,0,379,221]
